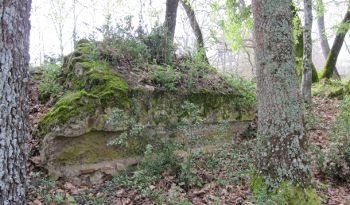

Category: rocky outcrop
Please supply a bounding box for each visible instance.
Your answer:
[38,41,256,184]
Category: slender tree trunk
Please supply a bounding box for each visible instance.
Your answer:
[252,0,309,185]
[301,0,313,103]
[292,5,319,83]
[317,0,341,79]
[320,4,350,79]
[180,0,209,63]
[72,0,77,47]
[0,0,31,204]
[59,25,64,58]
[163,0,179,64]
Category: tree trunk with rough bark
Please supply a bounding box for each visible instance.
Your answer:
[301,0,313,103]
[316,0,341,79]
[252,0,309,185]
[163,0,179,64]
[0,0,31,204]
[320,4,350,79]
[180,0,209,63]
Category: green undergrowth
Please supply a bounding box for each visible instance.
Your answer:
[314,97,350,183]
[312,79,350,99]
[27,171,108,204]
[100,140,255,204]
[249,175,321,205]
[221,74,256,110]
[148,65,182,91]
[38,63,63,103]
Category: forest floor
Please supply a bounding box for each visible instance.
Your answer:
[27,75,350,204]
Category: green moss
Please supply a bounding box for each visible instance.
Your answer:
[86,68,130,107]
[75,42,94,55]
[55,132,126,165]
[320,52,337,79]
[80,61,108,70]
[249,175,321,205]
[54,130,157,165]
[39,91,98,136]
[39,57,131,136]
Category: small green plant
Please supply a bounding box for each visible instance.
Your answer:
[28,172,67,204]
[107,108,145,148]
[149,65,181,91]
[38,63,63,103]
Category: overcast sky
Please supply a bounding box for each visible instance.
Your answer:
[29,0,350,78]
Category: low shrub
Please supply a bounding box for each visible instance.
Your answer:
[38,63,63,103]
[149,65,182,91]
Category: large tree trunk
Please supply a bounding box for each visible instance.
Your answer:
[301,0,313,103]
[317,0,341,79]
[252,0,309,185]
[0,0,31,204]
[320,4,350,79]
[163,0,179,64]
[180,0,209,63]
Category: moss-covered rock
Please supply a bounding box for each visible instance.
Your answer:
[39,40,256,183]
[312,79,350,100]
[39,91,98,136]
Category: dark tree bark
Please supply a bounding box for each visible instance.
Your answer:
[180,0,209,63]
[252,0,309,185]
[320,4,350,79]
[0,0,31,204]
[317,0,341,79]
[163,0,179,64]
[301,0,313,103]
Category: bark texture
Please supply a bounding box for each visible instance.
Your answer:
[180,0,209,63]
[0,0,31,204]
[316,0,341,79]
[163,0,179,64]
[301,0,313,103]
[320,4,350,79]
[252,0,309,186]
